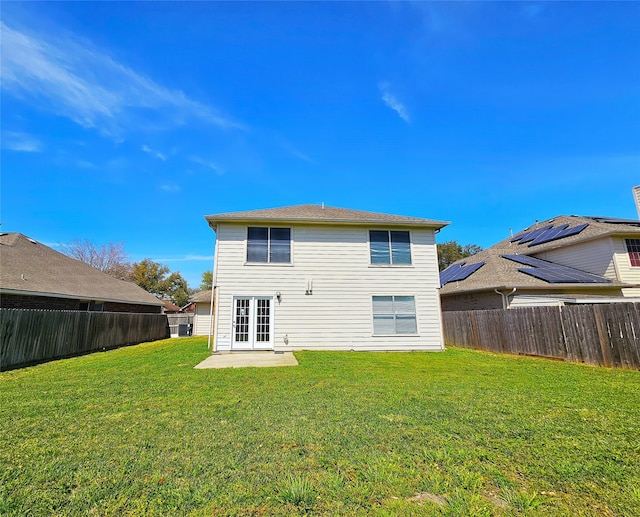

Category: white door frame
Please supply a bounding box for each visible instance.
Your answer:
[231,296,274,350]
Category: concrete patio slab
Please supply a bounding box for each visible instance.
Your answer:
[194,352,298,369]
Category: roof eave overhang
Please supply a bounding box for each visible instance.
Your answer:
[205,215,449,230]
[0,288,163,307]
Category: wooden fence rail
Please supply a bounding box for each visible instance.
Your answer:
[442,303,640,370]
[0,309,169,371]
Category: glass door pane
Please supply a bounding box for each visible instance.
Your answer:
[234,298,250,343]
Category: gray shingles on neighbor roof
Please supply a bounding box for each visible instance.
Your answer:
[205,204,449,228]
[439,215,640,293]
[189,290,213,303]
[0,233,162,306]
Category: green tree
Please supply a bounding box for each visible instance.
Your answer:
[437,241,483,271]
[129,258,190,306]
[200,271,213,290]
[163,272,190,307]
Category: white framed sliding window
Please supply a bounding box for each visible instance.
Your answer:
[369,230,412,265]
[247,227,291,263]
[372,295,417,335]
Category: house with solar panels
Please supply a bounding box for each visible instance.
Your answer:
[439,215,640,311]
[205,204,448,352]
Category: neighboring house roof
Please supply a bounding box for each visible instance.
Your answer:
[189,290,213,303]
[0,233,163,307]
[161,299,181,312]
[205,204,449,229]
[439,215,640,294]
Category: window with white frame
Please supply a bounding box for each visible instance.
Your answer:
[372,295,417,335]
[626,239,640,267]
[247,227,291,263]
[369,230,411,265]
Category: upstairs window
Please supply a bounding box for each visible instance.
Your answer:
[247,227,291,263]
[626,239,640,267]
[372,295,417,335]
[369,230,411,265]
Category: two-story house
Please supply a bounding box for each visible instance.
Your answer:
[439,215,640,311]
[205,205,448,352]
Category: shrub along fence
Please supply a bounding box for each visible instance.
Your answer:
[442,303,640,370]
[0,309,169,371]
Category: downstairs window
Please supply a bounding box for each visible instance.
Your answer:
[372,295,417,335]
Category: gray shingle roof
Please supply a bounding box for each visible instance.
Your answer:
[439,215,640,294]
[0,233,162,307]
[189,290,213,303]
[205,204,448,229]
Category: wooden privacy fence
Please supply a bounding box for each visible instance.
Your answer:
[166,313,194,336]
[0,309,169,371]
[442,303,640,370]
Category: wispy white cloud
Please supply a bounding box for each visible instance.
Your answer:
[2,131,42,152]
[378,82,411,123]
[0,20,244,138]
[160,184,180,192]
[76,160,97,169]
[141,144,167,161]
[189,156,224,175]
[280,139,313,163]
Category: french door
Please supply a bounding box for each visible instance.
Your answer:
[232,297,274,350]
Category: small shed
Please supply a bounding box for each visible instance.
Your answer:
[189,290,214,336]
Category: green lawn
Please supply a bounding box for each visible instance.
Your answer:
[1,338,639,516]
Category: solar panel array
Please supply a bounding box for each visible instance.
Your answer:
[587,217,640,227]
[510,223,588,247]
[440,261,485,287]
[502,254,612,284]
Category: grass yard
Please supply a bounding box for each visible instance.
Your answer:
[1,338,639,516]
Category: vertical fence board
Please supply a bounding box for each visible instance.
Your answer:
[442,303,640,370]
[0,309,169,371]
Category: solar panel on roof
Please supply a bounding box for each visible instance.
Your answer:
[501,254,612,284]
[510,222,588,247]
[587,217,640,226]
[440,261,485,287]
[527,224,569,245]
[510,225,553,244]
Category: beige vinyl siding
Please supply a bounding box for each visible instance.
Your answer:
[533,238,616,278]
[193,302,212,336]
[508,295,566,308]
[213,223,444,351]
[612,237,640,296]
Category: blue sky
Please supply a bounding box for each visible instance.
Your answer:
[2,1,639,288]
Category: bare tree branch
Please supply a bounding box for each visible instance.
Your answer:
[61,239,132,280]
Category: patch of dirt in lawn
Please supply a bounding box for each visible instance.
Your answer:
[407,492,447,506]
[484,491,508,508]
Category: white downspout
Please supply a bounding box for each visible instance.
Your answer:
[207,285,215,350]
[207,225,219,350]
[495,288,517,309]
